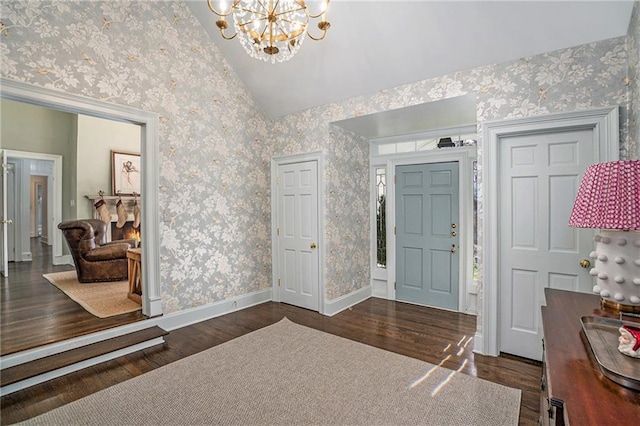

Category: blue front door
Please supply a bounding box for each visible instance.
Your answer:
[396,162,459,310]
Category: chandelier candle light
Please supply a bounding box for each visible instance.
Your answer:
[207,0,331,63]
[569,160,640,313]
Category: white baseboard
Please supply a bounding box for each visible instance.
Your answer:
[157,289,272,331]
[324,286,371,316]
[472,332,484,355]
[53,254,72,266]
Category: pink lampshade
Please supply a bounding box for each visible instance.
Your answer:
[569,160,640,229]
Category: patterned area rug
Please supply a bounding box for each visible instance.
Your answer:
[19,318,521,425]
[42,271,141,318]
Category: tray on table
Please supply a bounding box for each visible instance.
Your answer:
[581,316,640,391]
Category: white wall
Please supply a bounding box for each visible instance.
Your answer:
[76,115,141,219]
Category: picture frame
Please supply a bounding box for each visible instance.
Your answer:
[111,150,141,195]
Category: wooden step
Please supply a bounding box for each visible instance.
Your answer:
[0,326,168,387]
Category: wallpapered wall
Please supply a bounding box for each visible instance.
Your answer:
[1,1,636,317]
[629,1,640,155]
[1,0,272,313]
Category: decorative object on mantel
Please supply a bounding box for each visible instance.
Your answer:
[133,192,141,229]
[112,150,141,195]
[569,160,640,313]
[619,324,640,358]
[95,191,111,225]
[206,0,331,63]
[116,194,127,229]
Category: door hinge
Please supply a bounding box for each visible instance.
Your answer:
[277,227,280,236]
[394,281,397,290]
[394,175,397,184]
[394,226,396,235]
[276,176,280,185]
[278,278,281,286]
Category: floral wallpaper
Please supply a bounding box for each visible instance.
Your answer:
[629,1,640,158]
[1,1,636,320]
[0,0,272,313]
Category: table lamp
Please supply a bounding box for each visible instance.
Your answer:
[569,160,640,313]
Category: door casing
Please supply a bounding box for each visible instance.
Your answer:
[480,106,619,357]
[271,151,326,315]
[4,152,62,264]
[1,78,162,318]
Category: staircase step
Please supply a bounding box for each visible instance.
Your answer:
[0,326,168,387]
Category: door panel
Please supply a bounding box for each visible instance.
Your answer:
[499,129,595,360]
[277,161,319,311]
[396,162,459,310]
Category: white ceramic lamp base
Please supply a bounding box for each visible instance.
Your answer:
[589,230,640,312]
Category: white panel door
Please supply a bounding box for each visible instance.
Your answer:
[277,161,319,311]
[499,129,595,360]
[1,150,8,276]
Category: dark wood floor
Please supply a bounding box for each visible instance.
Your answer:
[0,238,146,356]
[1,298,542,425]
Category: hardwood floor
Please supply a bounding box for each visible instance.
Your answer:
[1,298,542,425]
[0,238,146,356]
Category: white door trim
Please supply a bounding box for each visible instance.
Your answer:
[387,146,477,314]
[271,151,326,315]
[3,151,62,264]
[1,78,162,318]
[479,106,619,356]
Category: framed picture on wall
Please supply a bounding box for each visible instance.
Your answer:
[112,150,141,195]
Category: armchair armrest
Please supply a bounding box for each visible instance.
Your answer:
[84,242,131,261]
[102,238,137,249]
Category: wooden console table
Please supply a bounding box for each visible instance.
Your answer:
[541,288,640,425]
[126,248,142,305]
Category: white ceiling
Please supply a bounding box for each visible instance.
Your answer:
[186,1,634,119]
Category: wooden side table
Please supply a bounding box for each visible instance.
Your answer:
[541,288,640,425]
[126,248,142,305]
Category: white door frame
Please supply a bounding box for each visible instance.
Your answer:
[479,106,619,356]
[386,146,477,314]
[0,78,162,318]
[3,151,63,264]
[271,151,326,315]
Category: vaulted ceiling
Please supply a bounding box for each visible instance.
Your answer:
[187,1,635,119]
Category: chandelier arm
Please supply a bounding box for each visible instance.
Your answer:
[307,0,330,19]
[207,0,236,17]
[306,24,329,41]
[219,28,238,40]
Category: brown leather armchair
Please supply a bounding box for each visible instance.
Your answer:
[58,219,136,283]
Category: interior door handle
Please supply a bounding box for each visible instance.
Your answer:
[451,244,456,253]
[0,219,12,224]
[579,259,591,269]
[310,242,317,249]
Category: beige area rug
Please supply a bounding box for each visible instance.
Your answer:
[42,271,141,318]
[19,318,521,426]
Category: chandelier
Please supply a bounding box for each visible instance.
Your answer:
[207,0,331,63]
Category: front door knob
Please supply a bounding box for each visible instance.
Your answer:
[579,259,591,269]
